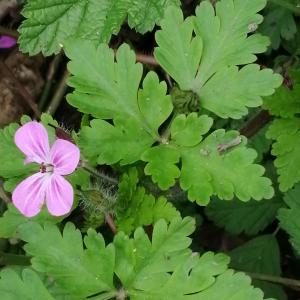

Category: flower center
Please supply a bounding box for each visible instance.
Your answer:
[40,163,54,174]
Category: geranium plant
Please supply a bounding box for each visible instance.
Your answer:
[0,0,300,299]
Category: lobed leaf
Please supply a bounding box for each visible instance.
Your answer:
[264,70,300,118]
[155,1,282,119]
[15,218,271,299]
[0,204,62,239]
[180,130,274,204]
[266,118,300,191]
[19,222,115,298]
[277,184,300,255]
[0,268,55,300]
[260,5,297,50]
[116,168,180,234]
[65,41,173,165]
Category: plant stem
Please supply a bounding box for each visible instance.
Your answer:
[136,52,158,66]
[80,163,118,185]
[39,53,63,110]
[0,179,11,204]
[0,251,30,266]
[46,69,69,115]
[239,110,271,138]
[269,0,300,16]
[246,272,300,288]
[105,213,117,235]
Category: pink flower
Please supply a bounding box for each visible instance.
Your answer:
[0,35,16,48]
[12,121,80,217]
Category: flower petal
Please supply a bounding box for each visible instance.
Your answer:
[46,174,73,216]
[0,35,16,48]
[50,139,80,175]
[12,173,47,217]
[15,121,50,164]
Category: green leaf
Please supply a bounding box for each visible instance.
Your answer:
[205,196,283,236]
[264,70,300,118]
[127,0,181,34]
[18,0,180,56]
[0,268,55,300]
[142,145,181,190]
[170,113,213,147]
[18,0,128,55]
[66,41,172,165]
[180,130,274,205]
[154,7,203,91]
[266,118,300,191]
[230,235,287,300]
[260,6,297,50]
[0,123,36,178]
[192,270,271,300]
[18,218,270,299]
[116,168,180,234]
[19,223,115,298]
[0,204,62,238]
[198,64,282,119]
[154,2,282,118]
[277,184,300,255]
[205,161,283,235]
[142,113,213,190]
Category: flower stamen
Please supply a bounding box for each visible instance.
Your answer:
[40,163,54,174]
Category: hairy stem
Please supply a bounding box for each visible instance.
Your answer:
[80,163,118,185]
[269,0,300,16]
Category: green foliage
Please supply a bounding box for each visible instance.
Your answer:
[266,118,300,191]
[180,130,274,204]
[65,33,275,205]
[116,168,179,234]
[19,222,115,298]
[230,235,287,300]
[265,70,300,191]
[66,41,172,165]
[18,0,180,55]
[264,70,300,118]
[277,184,300,255]
[170,114,213,147]
[0,123,35,179]
[127,0,181,34]
[0,268,55,300]
[0,204,62,238]
[154,1,282,118]
[142,145,181,190]
[205,196,283,236]
[260,4,297,50]
[12,218,270,299]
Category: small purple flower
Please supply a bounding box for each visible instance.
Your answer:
[12,121,80,217]
[0,35,16,48]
